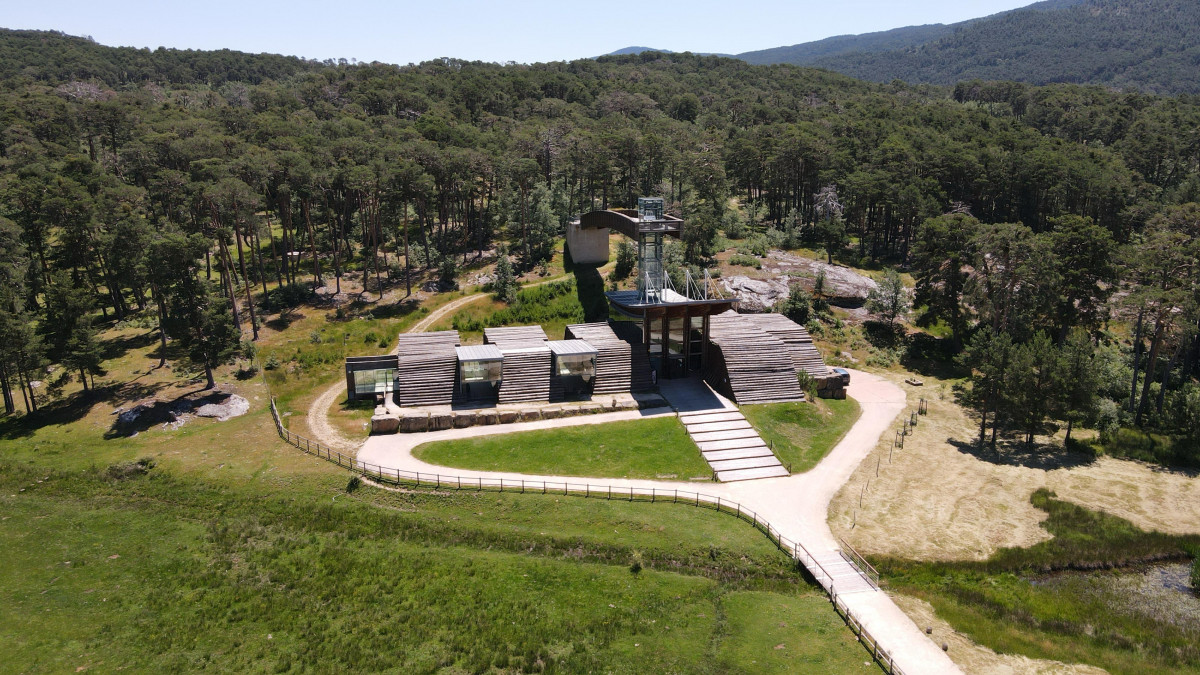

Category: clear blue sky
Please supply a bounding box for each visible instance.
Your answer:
[6,0,1040,64]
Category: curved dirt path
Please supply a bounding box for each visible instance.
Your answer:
[305,271,591,450]
[358,370,961,674]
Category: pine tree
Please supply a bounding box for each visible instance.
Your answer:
[492,246,518,304]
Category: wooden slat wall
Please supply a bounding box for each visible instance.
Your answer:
[394,331,461,407]
[497,347,552,404]
[744,313,833,379]
[566,322,653,394]
[484,326,549,349]
[706,312,806,404]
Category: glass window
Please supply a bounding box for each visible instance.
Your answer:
[461,360,502,383]
[354,368,393,395]
[556,354,595,378]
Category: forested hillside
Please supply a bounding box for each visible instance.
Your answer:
[0,33,1197,449]
[0,29,323,86]
[806,0,1200,94]
[738,23,958,67]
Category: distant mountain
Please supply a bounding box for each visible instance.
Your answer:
[738,24,955,66]
[804,0,1200,94]
[740,0,1200,95]
[607,46,672,56]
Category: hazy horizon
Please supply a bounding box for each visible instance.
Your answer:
[6,0,1040,65]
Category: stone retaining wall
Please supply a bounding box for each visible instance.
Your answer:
[370,394,667,434]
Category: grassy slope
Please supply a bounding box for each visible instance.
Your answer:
[0,288,871,673]
[741,398,862,473]
[414,416,712,480]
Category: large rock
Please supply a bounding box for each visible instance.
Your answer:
[722,251,879,310]
[399,412,429,433]
[721,276,790,312]
[371,414,399,434]
[429,412,454,430]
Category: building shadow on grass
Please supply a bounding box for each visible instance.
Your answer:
[948,436,1098,471]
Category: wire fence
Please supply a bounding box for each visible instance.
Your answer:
[267,397,907,675]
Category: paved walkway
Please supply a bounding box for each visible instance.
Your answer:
[357,369,961,674]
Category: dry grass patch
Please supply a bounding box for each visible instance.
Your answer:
[829,368,1200,562]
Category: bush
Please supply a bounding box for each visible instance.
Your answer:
[613,240,636,279]
[105,457,155,480]
[722,210,746,239]
[728,253,761,269]
[1189,544,1200,594]
[779,284,811,325]
[264,283,312,312]
[263,354,281,370]
[346,475,362,493]
[438,256,459,289]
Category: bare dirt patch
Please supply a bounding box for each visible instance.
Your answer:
[830,370,1200,562]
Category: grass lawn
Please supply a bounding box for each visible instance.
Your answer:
[0,301,876,673]
[716,591,881,673]
[741,398,862,473]
[413,416,713,480]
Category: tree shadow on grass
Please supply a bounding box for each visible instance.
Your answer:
[0,376,181,440]
[103,385,229,439]
[901,332,969,381]
[948,436,1098,471]
[101,329,158,361]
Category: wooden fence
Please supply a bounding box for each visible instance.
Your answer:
[267,397,907,675]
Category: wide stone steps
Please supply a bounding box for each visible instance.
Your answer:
[685,420,752,434]
[715,465,790,482]
[701,446,774,462]
[696,437,768,452]
[690,428,761,443]
[677,407,787,482]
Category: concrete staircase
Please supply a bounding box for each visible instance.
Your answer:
[679,409,789,482]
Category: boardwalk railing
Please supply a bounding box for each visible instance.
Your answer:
[840,537,881,589]
[268,397,906,675]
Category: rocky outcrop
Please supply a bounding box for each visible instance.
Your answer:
[722,251,879,311]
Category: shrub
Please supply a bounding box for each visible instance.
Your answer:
[779,283,811,325]
[728,253,761,269]
[105,457,155,480]
[346,475,362,493]
[264,283,311,311]
[263,354,281,370]
[309,330,323,344]
[723,210,746,239]
[613,240,636,279]
[438,256,459,289]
